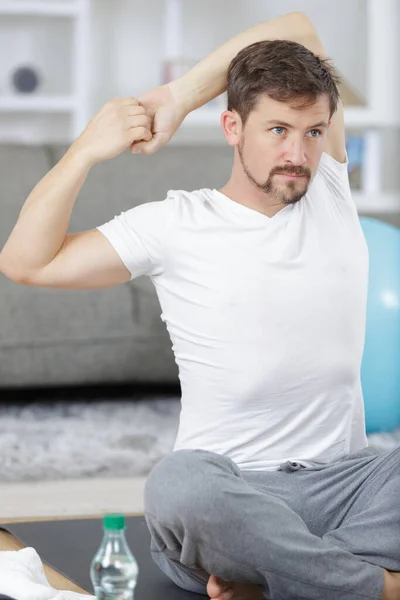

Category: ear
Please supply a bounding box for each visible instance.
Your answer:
[221,110,242,146]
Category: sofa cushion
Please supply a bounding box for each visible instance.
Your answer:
[0,144,232,386]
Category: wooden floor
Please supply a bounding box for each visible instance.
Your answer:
[0,514,138,595]
[0,477,146,521]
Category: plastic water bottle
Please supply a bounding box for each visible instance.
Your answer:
[90,513,139,600]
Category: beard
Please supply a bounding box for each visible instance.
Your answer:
[238,139,312,206]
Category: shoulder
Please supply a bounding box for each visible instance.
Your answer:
[311,151,352,203]
[317,150,349,177]
[162,188,215,216]
[123,190,205,225]
[317,151,349,180]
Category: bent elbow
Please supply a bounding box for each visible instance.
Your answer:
[287,11,317,35]
[0,260,35,285]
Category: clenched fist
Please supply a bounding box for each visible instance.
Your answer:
[131,83,187,155]
[72,97,153,166]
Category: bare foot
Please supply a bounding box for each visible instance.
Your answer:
[381,569,400,600]
[207,574,265,600]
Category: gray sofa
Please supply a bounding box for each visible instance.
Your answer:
[1,144,399,389]
[0,144,234,388]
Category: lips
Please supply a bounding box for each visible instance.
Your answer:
[276,173,305,178]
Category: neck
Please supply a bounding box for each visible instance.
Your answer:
[219,163,286,218]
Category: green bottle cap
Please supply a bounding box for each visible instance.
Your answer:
[103,514,125,530]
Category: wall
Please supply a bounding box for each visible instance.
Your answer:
[91,0,367,115]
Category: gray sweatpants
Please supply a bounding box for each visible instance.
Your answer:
[144,445,400,599]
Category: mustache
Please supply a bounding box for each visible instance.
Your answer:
[271,166,311,178]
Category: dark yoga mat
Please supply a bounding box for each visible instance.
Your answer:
[1,516,205,599]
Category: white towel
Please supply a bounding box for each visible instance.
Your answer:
[0,547,95,600]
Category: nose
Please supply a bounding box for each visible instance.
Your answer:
[283,135,307,166]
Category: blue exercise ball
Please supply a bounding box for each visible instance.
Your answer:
[360,217,400,433]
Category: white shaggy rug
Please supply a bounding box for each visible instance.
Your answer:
[0,396,180,483]
[0,395,399,483]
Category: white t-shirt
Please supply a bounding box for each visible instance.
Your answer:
[97,152,369,471]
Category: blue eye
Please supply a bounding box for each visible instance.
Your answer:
[272,127,285,135]
[271,127,322,137]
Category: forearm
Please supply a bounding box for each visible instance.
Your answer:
[0,146,92,279]
[171,11,315,113]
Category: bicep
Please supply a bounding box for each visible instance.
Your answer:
[20,229,131,289]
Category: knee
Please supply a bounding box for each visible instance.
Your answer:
[144,449,238,523]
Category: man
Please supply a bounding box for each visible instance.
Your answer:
[0,10,399,600]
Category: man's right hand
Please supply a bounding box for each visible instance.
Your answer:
[72,97,153,165]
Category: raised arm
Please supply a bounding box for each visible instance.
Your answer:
[136,11,345,162]
[179,11,345,162]
[172,12,315,113]
[0,98,152,289]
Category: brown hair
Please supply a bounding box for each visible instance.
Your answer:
[227,39,341,125]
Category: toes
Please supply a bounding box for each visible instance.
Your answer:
[207,574,232,598]
[220,591,234,600]
[212,590,233,600]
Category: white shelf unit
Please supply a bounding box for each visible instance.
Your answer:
[0,2,79,17]
[0,0,91,141]
[352,193,400,214]
[0,95,76,112]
